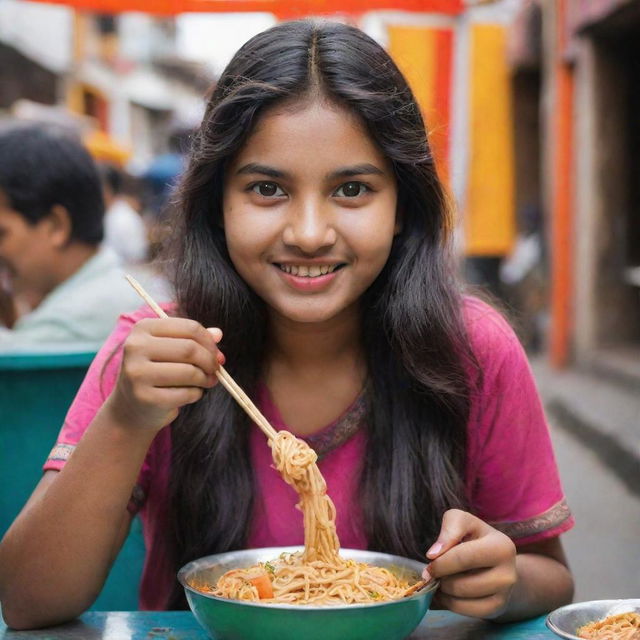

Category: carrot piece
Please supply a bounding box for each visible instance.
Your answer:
[248,573,274,599]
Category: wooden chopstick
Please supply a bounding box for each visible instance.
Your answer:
[125,275,278,442]
[403,578,429,597]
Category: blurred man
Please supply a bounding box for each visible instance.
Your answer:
[100,164,148,265]
[0,125,148,350]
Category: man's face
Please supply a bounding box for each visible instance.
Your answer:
[0,190,58,297]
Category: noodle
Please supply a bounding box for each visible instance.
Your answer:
[189,431,420,605]
[577,612,640,640]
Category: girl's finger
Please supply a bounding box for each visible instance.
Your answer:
[437,565,515,600]
[427,532,515,578]
[207,327,223,342]
[130,320,225,367]
[146,385,206,410]
[144,337,221,374]
[139,317,219,351]
[206,328,226,364]
[426,509,487,560]
[141,362,218,390]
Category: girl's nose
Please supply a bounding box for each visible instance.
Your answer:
[282,200,337,253]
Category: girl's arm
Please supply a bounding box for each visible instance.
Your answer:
[0,416,153,629]
[425,509,573,622]
[0,318,223,630]
[498,536,573,622]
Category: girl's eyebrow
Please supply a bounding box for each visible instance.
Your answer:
[236,163,286,179]
[236,162,385,180]
[327,164,385,180]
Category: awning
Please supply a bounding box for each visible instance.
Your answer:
[23,0,463,17]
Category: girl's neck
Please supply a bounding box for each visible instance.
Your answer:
[264,304,367,435]
[266,304,364,377]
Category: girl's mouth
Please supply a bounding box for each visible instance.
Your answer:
[273,263,346,292]
[274,263,345,277]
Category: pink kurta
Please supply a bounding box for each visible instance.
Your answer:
[44,297,573,610]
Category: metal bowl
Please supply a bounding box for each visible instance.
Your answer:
[546,599,640,639]
[178,546,438,640]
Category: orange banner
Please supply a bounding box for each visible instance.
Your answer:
[23,0,463,16]
[550,0,575,369]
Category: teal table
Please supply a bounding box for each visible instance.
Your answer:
[0,610,554,639]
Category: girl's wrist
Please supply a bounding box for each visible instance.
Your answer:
[94,399,161,451]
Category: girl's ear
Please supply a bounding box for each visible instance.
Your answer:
[46,204,73,248]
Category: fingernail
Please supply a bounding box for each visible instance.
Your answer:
[217,353,226,365]
[207,327,223,341]
[422,565,432,580]
[427,542,443,558]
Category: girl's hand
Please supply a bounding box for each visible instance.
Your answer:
[105,318,225,433]
[424,509,517,619]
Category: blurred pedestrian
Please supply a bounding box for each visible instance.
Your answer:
[141,128,188,260]
[0,125,146,350]
[100,164,149,265]
[500,203,547,352]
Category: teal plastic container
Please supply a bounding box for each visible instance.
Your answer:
[0,350,145,611]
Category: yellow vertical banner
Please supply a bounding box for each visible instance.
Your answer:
[388,25,437,113]
[387,25,453,184]
[465,24,515,256]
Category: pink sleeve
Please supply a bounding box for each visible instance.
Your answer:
[43,307,158,513]
[464,298,574,546]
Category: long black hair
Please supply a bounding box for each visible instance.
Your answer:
[163,19,477,608]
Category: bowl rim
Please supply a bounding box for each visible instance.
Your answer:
[178,546,439,611]
[546,599,640,640]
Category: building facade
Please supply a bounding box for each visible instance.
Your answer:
[536,0,640,374]
[0,0,210,168]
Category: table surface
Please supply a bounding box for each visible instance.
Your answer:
[0,609,556,639]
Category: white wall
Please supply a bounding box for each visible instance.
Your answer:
[176,12,275,75]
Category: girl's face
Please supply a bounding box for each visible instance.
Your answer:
[223,99,399,326]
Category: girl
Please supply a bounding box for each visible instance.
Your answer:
[0,19,574,629]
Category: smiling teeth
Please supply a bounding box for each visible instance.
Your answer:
[279,264,339,277]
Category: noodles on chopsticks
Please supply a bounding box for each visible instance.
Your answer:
[190,431,418,605]
[577,612,640,640]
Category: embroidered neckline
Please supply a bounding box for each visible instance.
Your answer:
[259,384,367,459]
[304,393,367,459]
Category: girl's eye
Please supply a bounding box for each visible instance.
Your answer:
[251,182,285,197]
[334,182,368,198]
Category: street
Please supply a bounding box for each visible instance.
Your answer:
[548,415,640,601]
